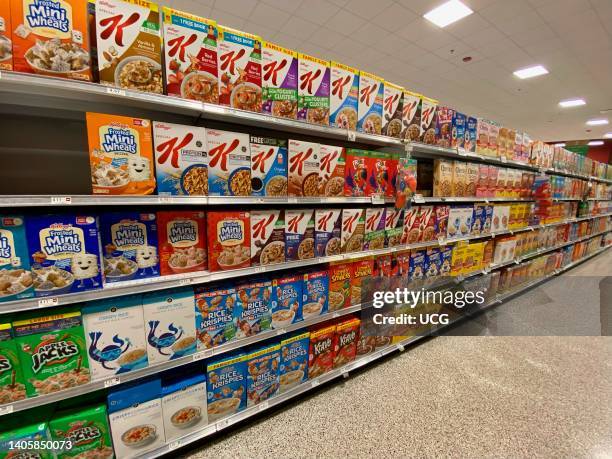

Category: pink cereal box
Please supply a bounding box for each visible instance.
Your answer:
[298,53,330,125]
[262,41,298,119]
[288,139,320,197]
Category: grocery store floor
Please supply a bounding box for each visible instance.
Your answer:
[183,250,612,459]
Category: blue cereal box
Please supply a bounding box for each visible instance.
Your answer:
[452,111,466,150]
[471,205,485,235]
[425,248,441,278]
[250,136,288,197]
[302,269,329,319]
[206,353,247,421]
[271,274,302,328]
[245,343,280,407]
[440,246,452,276]
[466,116,477,153]
[26,215,103,296]
[99,212,160,283]
[194,284,237,350]
[0,216,34,302]
[279,331,309,392]
[483,205,494,234]
[235,279,272,338]
[409,250,426,282]
[330,61,359,130]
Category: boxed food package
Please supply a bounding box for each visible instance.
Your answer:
[157,210,207,276]
[364,207,386,250]
[0,2,12,70]
[206,211,250,272]
[440,245,452,275]
[418,206,436,242]
[450,243,466,276]
[194,284,236,349]
[333,317,360,368]
[308,323,336,379]
[206,353,247,421]
[382,81,403,138]
[483,205,493,234]
[153,122,208,196]
[401,206,420,244]
[279,332,309,392]
[491,205,510,233]
[433,159,453,196]
[250,210,285,266]
[447,206,473,238]
[365,151,391,197]
[401,90,421,141]
[434,205,449,239]
[498,127,508,158]
[298,53,330,125]
[0,415,54,458]
[161,373,207,441]
[162,8,218,103]
[206,129,251,196]
[246,344,280,407]
[425,248,441,278]
[395,158,417,209]
[452,111,466,150]
[466,163,479,197]
[0,215,34,302]
[350,257,373,305]
[302,269,329,319]
[476,118,489,155]
[95,0,162,92]
[314,208,341,257]
[409,249,425,282]
[464,116,476,152]
[87,112,156,195]
[487,165,498,198]
[250,136,287,197]
[234,279,272,338]
[262,41,298,118]
[514,132,524,161]
[493,237,516,264]
[288,139,320,197]
[495,167,507,197]
[319,144,346,197]
[357,71,384,134]
[217,26,262,111]
[329,61,359,130]
[471,204,485,235]
[285,209,315,261]
[271,274,302,327]
[488,121,500,157]
[0,322,26,404]
[476,164,489,197]
[344,148,367,196]
[435,106,454,148]
[452,161,467,197]
[419,96,438,144]
[328,261,351,311]
[341,208,364,253]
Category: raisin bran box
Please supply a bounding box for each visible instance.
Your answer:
[329,61,359,130]
[279,331,309,392]
[328,261,351,311]
[314,208,341,257]
[235,279,272,338]
[207,211,250,272]
[271,274,302,328]
[344,149,368,197]
[308,323,336,379]
[302,269,329,319]
[364,207,386,250]
[0,322,26,404]
[206,353,247,421]
[194,284,236,350]
[288,139,320,197]
[160,373,207,441]
[245,343,280,408]
[250,210,285,266]
[157,210,207,276]
[435,106,454,148]
[357,71,384,134]
[333,317,360,368]
[206,129,251,196]
[350,257,373,306]
[262,41,298,119]
[452,111,466,150]
[250,136,288,197]
[385,207,403,247]
[382,81,403,138]
[0,215,34,302]
[466,116,477,152]
[0,3,12,71]
[297,53,330,125]
[420,96,438,144]
[319,144,346,197]
[285,209,315,261]
[163,8,218,103]
[341,208,365,254]
[401,90,421,141]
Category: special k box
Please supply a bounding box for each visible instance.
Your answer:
[329,61,358,130]
[262,41,298,119]
[157,210,207,276]
[288,139,320,197]
[298,53,330,126]
[364,207,385,250]
[401,90,421,141]
[419,96,438,144]
[314,208,341,257]
[250,209,285,266]
[162,7,218,103]
[357,71,384,135]
[341,209,364,254]
[86,112,155,195]
[318,144,345,197]
[250,136,287,197]
[11,0,91,80]
[285,209,315,262]
[206,129,251,196]
[382,81,403,138]
[0,2,12,70]
[207,210,250,272]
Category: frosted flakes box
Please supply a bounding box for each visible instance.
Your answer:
[262,41,298,118]
[246,343,280,407]
[364,207,386,250]
[11,0,91,80]
[466,116,477,152]
[153,122,208,196]
[333,317,360,368]
[435,106,454,148]
[419,96,438,144]
[382,81,403,138]
[314,208,341,257]
[235,279,272,338]
[308,323,335,379]
[341,208,364,254]
[250,210,285,266]
[298,53,330,125]
[163,7,218,103]
[250,136,287,197]
[452,111,466,150]
[408,249,425,282]
[161,373,207,441]
[328,261,351,311]
[302,269,329,319]
[95,0,162,93]
[26,214,102,296]
[0,216,34,302]
[285,209,315,262]
[401,90,421,141]
[99,211,159,282]
[344,148,368,197]
[207,211,250,272]
[329,61,358,130]
[206,129,251,196]
[279,331,309,392]
[157,210,207,276]
[82,295,148,380]
[217,26,262,112]
[271,274,302,328]
[0,322,26,404]
[206,353,246,421]
[288,139,320,197]
[194,284,236,350]
[385,207,403,247]
[319,144,346,197]
[425,248,441,278]
[357,71,383,134]
[0,2,12,71]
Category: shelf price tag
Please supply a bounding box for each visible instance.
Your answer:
[500,156,507,163]
[104,377,121,388]
[158,196,173,204]
[216,419,230,429]
[106,87,126,97]
[396,343,405,352]
[178,278,192,286]
[288,197,298,204]
[371,195,384,205]
[332,311,341,319]
[347,130,356,142]
[0,405,13,416]
[310,379,320,388]
[169,441,182,451]
[192,349,213,361]
[413,194,425,204]
[457,149,468,157]
[38,297,59,308]
[258,401,269,412]
[50,196,72,205]
[275,328,286,336]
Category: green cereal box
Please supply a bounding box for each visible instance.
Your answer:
[12,309,90,398]
[50,404,114,459]
[0,322,26,404]
[0,413,53,459]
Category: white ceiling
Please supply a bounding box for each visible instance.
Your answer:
[161,0,612,142]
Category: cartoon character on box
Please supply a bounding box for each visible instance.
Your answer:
[0,216,34,302]
[206,354,247,421]
[366,152,389,196]
[279,332,309,392]
[195,285,236,350]
[344,149,367,197]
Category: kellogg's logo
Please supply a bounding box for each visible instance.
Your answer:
[102,127,137,154]
[384,93,400,114]
[299,68,322,94]
[316,212,334,232]
[251,148,275,173]
[339,331,356,347]
[342,213,359,233]
[99,10,141,47]
[26,0,70,33]
[220,48,245,75]
[263,59,287,86]
[320,149,339,175]
[366,211,382,231]
[289,148,313,175]
[252,213,276,240]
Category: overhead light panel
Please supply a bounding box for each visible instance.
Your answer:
[586,119,608,126]
[554,143,566,147]
[588,140,603,146]
[513,65,548,79]
[423,0,473,28]
[559,98,586,108]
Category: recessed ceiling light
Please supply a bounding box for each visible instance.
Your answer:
[559,98,586,108]
[586,119,609,126]
[554,143,566,147]
[588,140,603,146]
[604,132,612,138]
[423,0,473,28]
[513,65,549,79]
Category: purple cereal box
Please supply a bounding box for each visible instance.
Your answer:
[466,116,477,153]
[262,42,298,119]
[297,53,330,126]
[314,209,342,257]
[285,209,315,262]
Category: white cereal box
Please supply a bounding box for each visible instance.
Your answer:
[262,41,298,119]
[318,144,345,197]
[419,96,438,144]
[161,373,207,441]
[288,139,320,197]
[250,210,285,266]
[297,53,330,126]
[382,81,403,138]
[206,129,251,196]
[401,90,421,141]
[329,61,359,130]
[249,136,288,197]
[357,71,384,135]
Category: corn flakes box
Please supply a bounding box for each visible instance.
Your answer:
[206,211,250,272]
[466,116,477,152]
[161,372,207,441]
[206,129,251,196]
[279,331,309,392]
[333,317,360,368]
[86,112,156,195]
[153,122,208,196]
[163,7,218,103]
[357,71,383,134]
[382,81,403,138]
[26,214,102,296]
[344,149,368,197]
[401,90,421,141]
[250,136,288,197]
[328,261,351,311]
[217,26,262,112]
[0,2,12,71]
[0,417,53,459]
[206,353,247,421]
[308,323,335,379]
[319,144,346,197]
[285,209,315,261]
[314,208,341,257]
[302,269,329,319]
[364,207,386,250]
[0,216,34,302]
[245,343,280,407]
[262,41,298,118]
[250,210,285,266]
[420,96,438,144]
[0,322,26,404]
[194,284,236,350]
[13,309,90,398]
[329,61,358,130]
[297,53,330,125]
[288,139,320,197]
[385,207,403,247]
[99,211,159,282]
[350,257,373,306]
[235,279,272,338]
[271,274,302,328]
[157,210,207,276]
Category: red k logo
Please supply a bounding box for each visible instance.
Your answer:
[99,12,140,47]
[331,75,351,99]
[220,48,245,75]
[252,148,275,173]
[167,34,197,62]
[317,211,333,230]
[366,211,381,230]
[289,148,312,175]
[299,69,322,94]
[209,139,240,171]
[343,213,359,232]
[288,213,305,233]
[156,133,194,168]
[402,99,417,119]
[263,59,287,86]
[252,213,275,240]
[320,150,338,174]
[422,107,433,124]
[360,83,378,105]
[384,93,399,113]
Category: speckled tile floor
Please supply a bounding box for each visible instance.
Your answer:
[182,250,612,459]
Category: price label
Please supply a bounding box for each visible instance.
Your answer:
[341,368,349,377]
[396,343,405,352]
[457,149,468,157]
[484,199,489,204]
[310,379,320,388]
[104,377,120,388]
[438,238,447,246]
[347,130,356,142]
[530,227,535,232]
[514,259,520,265]
[192,349,213,361]
[50,196,72,205]
[332,311,341,319]
[106,87,126,97]
[253,266,265,274]
[178,278,192,286]
[258,401,269,412]
[217,419,230,429]
[371,195,384,205]
[38,297,59,308]
[0,405,13,416]
[288,197,298,204]
[275,328,286,336]
[500,156,507,163]
[169,441,182,451]
[413,194,425,204]
[158,196,173,203]
[404,143,412,154]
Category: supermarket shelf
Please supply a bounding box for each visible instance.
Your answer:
[414,195,534,203]
[587,197,612,202]
[552,197,581,202]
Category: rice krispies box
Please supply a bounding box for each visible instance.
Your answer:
[0,2,12,71]
[385,207,403,247]
[246,344,280,407]
[401,90,421,141]
[153,122,208,196]
[329,61,359,130]
[328,261,351,311]
[288,139,320,197]
[262,41,298,119]
[285,209,315,262]
[357,71,384,134]
[319,144,346,197]
[279,332,309,392]
[0,322,26,404]
[206,353,247,421]
[344,149,368,197]
[206,129,251,196]
[435,106,454,148]
[250,210,285,266]
[314,208,341,257]
[0,215,34,302]
[250,136,288,197]
[194,284,236,350]
[235,279,272,338]
[420,96,438,144]
[341,208,364,254]
[382,81,403,138]
[298,53,330,125]
[302,269,329,319]
[26,214,103,296]
[364,207,386,250]
[207,211,250,272]
[308,323,336,379]
[333,317,360,368]
[157,210,207,276]
[271,274,302,328]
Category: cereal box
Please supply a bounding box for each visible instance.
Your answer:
[498,127,508,158]
[13,309,90,397]
[487,165,498,198]
[250,210,285,266]
[466,162,479,197]
[435,106,454,148]
[328,261,351,311]
[235,279,272,338]
[163,8,218,103]
[433,159,453,196]
[82,295,148,380]
[418,206,436,242]
[395,158,417,209]
[217,26,262,111]
[452,111,466,150]
[262,41,298,118]
[11,0,91,80]
[452,161,467,197]
[476,164,489,198]
[425,248,441,278]
[341,208,364,253]
[194,284,236,349]
[298,53,330,125]
[207,353,247,420]
[288,139,320,197]
[401,90,421,141]
[364,207,386,250]
[206,129,251,196]
[246,343,280,407]
[206,211,250,272]
[250,136,288,197]
[99,211,159,282]
[447,206,473,238]
[434,205,449,239]
[329,61,359,130]
[0,2,12,71]
[344,149,368,197]
[483,205,493,234]
[476,118,489,155]
[0,215,34,302]
[271,274,302,328]
[302,269,329,319]
[365,151,390,197]
[491,205,510,232]
[439,245,452,276]
[465,116,477,152]
[350,257,373,306]
[333,317,360,368]
[95,0,162,92]
[471,204,485,235]
[87,112,156,195]
[279,331,309,392]
[153,122,208,196]
[0,416,53,458]
[514,132,524,162]
[409,250,425,282]
[285,209,315,261]
[161,373,207,441]
[157,210,207,276]
[314,208,341,257]
[382,81,403,138]
[308,323,336,379]
[420,96,438,144]
[385,207,403,247]
[489,121,500,157]
[0,322,26,404]
[319,144,346,197]
[495,167,507,197]
[402,206,420,244]
[357,71,384,134]
[26,214,102,295]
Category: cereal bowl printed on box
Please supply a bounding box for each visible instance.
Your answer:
[279,369,304,392]
[228,167,252,196]
[32,266,75,295]
[25,39,90,75]
[302,301,323,319]
[180,71,218,103]
[114,56,163,93]
[231,82,262,112]
[272,309,295,329]
[171,406,202,429]
[264,175,288,196]
[336,107,357,130]
[180,164,209,196]
[103,256,139,282]
[121,424,158,449]
[207,397,241,421]
[168,247,207,274]
[0,36,12,63]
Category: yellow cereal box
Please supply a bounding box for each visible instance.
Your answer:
[0,1,12,70]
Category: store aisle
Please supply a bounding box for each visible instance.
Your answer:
[182,251,612,459]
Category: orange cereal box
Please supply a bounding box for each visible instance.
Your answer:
[86,112,156,195]
[350,257,373,306]
[0,2,12,70]
[206,211,250,272]
[10,0,91,80]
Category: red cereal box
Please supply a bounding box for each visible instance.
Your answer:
[434,205,449,239]
[308,323,336,379]
[157,210,207,276]
[329,261,351,311]
[344,149,368,197]
[418,206,436,242]
[319,144,346,197]
[365,151,389,197]
[207,211,250,272]
[350,257,374,306]
[333,317,360,368]
[373,254,392,278]
[476,164,489,198]
[487,166,498,198]
[393,249,411,279]
[385,152,399,199]
[0,2,12,70]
